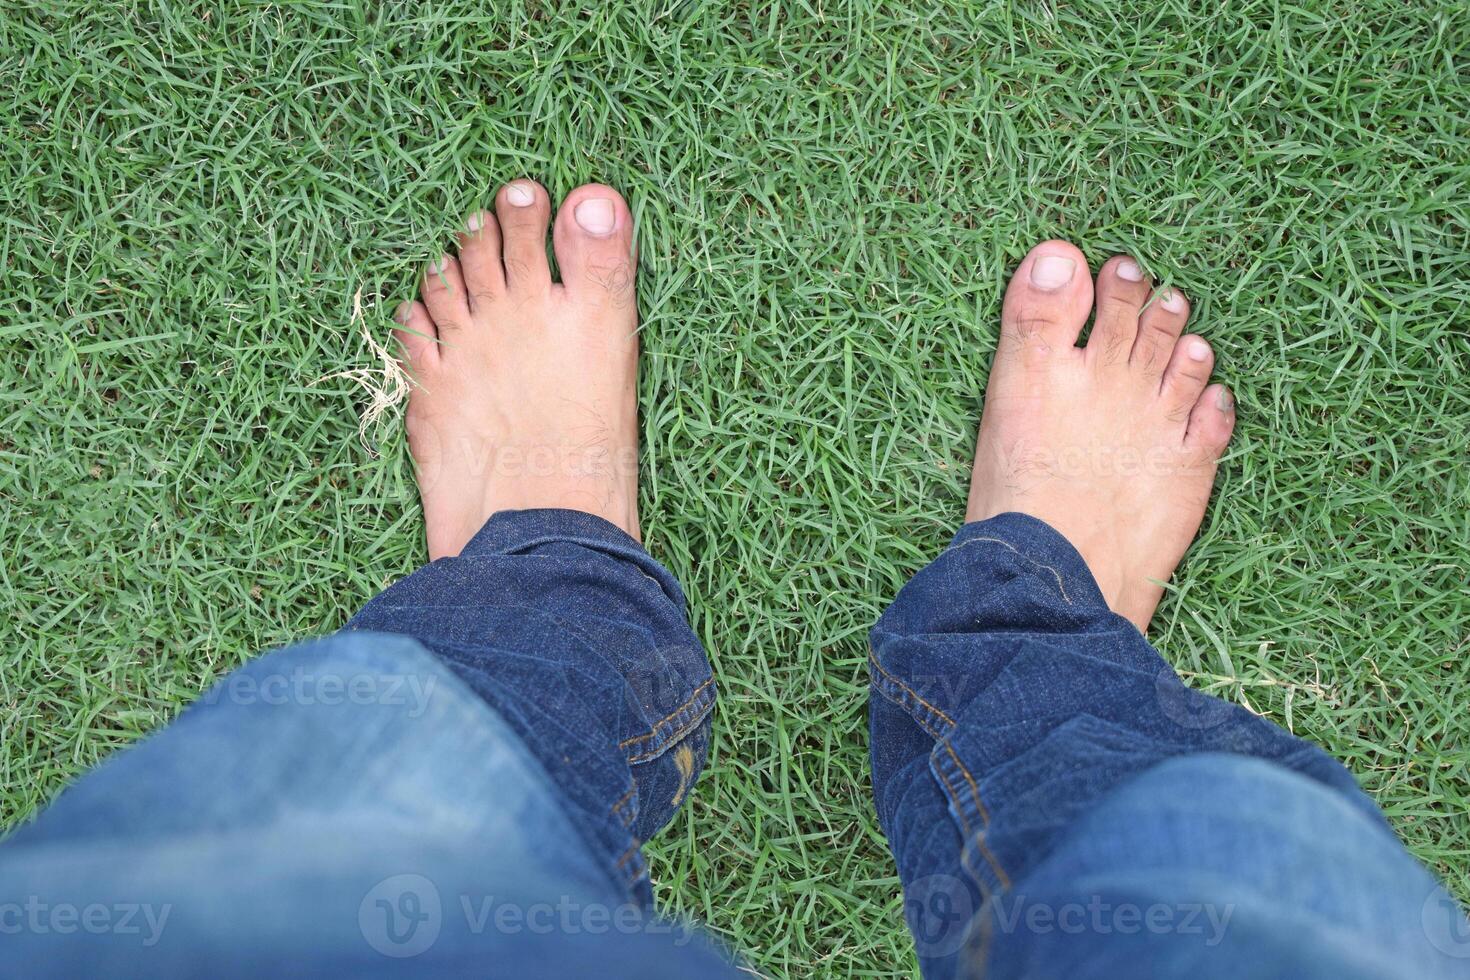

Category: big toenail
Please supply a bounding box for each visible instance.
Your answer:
[1117,259,1143,281]
[506,182,536,207]
[466,213,485,233]
[1031,255,1076,289]
[1162,290,1187,313]
[1218,389,1235,411]
[574,198,616,236]
[1188,340,1210,362]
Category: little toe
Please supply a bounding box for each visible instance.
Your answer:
[1185,383,1236,455]
[455,209,505,312]
[553,183,637,312]
[421,254,470,334]
[1160,334,1215,419]
[1087,256,1152,368]
[392,300,439,372]
[1001,240,1094,360]
[495,179,553,294]
[1131,285,1190,378]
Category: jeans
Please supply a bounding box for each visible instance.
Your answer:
[1,509,1465,977]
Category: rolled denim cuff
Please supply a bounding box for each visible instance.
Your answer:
[461,509,686,607]
[868,509,1377,966]
[347,508,715,904]
[949,512,1111,612]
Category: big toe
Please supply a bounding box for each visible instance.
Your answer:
[553,184,637,312]
[1000,240,1094,360]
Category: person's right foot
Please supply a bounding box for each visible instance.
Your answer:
[965,241,1236,633]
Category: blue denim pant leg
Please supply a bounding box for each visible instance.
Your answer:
[344,508,720,901]
[869,512,1470,979]
[0,509,737,977]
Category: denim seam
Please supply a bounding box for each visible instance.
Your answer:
[868,647,1013,890]
[619,677,716,764]
[867,650,956,738]
[625,697,715,765]
[614,839,648,888]
[615,841,642,868]
[947,535,1073,605]
[610,786,638,829]
[933,744,1012,890]
[943,742,993,825]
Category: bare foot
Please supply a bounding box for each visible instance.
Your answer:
[393,180,640,559]
[966,241,1236,632]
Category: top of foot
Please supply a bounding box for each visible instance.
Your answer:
[966,241,1236,632]
[393,180,641,559]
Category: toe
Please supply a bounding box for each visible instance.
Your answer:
[421,254,471,334]
[455,209,505,312]
[1185,383,1236,455]
[553,184,637,311]
[392,300,438,371]
[1160,334,1214,419]
[1001,240,1094,359]
[495,179,552,294]
[1087,256,1151,368]
[1131,285,1190,378]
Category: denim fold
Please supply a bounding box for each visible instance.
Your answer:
[346,508,717,900]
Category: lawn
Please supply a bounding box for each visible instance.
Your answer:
[3,0,1468,974]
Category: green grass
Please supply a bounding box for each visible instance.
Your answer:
[3,0,1468,974]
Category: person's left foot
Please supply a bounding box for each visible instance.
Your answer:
[393,181,641,559]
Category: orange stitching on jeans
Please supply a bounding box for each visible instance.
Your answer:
[934,758,975,837]
[624,696,714,765]
[867,651,956,729]
[936,747,1011,890]
[944,743,992,825]
[869,646,1014,894]
[957,826,1014,894]
[615,841,642,869]
[610,786,636,822]
[974,836,1011,890]
[617,677,715,751]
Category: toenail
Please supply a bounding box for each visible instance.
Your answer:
[428,254,450,275]
[1162,289,1187,313]
[574,198,616,236]
[1218,389,1235,411]
[1030,255,1076,289]
[1117,259,1143,282]
[1188,340,1210,362]
[466,212,485,233]
[506,182,536,207]
[395,302,413,324]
